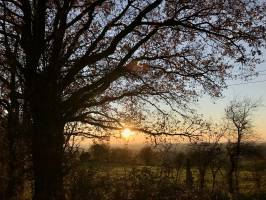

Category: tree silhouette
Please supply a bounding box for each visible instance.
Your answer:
[0,0,265,199]
[225,98,260,199]
[139,145,155,166]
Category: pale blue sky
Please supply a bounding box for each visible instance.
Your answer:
[197,51,266,140]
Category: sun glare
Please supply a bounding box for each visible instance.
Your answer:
[121,128,135,139]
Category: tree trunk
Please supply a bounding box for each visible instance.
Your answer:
[199,169,205,192]
[234,134,241,197]
[6,143,25,200]
[6,102,25,200]
[228,162,234,194]
[211,169,218,193]
[32,112,65,200]
[186,159,193,189]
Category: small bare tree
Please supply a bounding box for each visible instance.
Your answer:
[225,98,260,199]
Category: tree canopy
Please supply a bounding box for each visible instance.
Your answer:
[0,0,265,136]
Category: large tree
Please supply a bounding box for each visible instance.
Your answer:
[0,0,265,199]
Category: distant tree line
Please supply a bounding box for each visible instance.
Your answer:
[70,141,266,200]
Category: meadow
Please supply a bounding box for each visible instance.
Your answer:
[65,143,266,200]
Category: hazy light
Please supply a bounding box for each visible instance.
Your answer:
[121,128,135,139]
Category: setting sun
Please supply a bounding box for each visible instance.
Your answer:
[121,128,135,139]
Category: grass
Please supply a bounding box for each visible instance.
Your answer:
[80,163,266,193]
